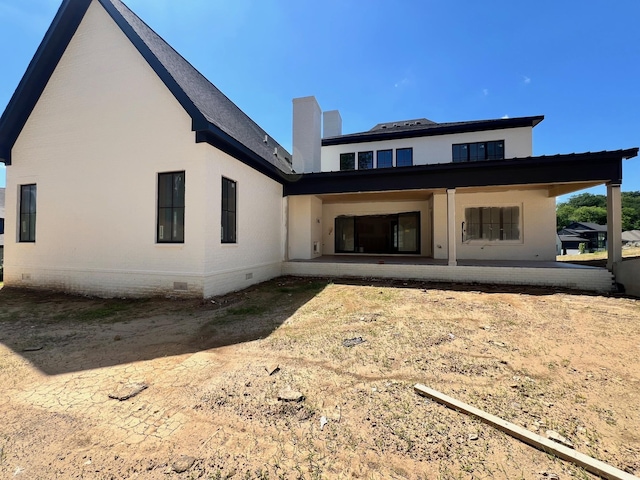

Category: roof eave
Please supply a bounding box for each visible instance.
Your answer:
[321,115,545,146]
[0,0,93,166]
[97,0,209,131]
[284,149,635,196]
[196,125,290,185]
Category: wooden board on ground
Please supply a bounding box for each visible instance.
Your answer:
[414,383,639,480]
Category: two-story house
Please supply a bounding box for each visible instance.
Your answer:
[0,0,636,297]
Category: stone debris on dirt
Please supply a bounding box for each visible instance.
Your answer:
[22,345,43,352]
[265,364,280,376]
[171,455,196,474]
[320,416,328,430]
[539,472,560,480]
[108,382,148,401]
[342,337,365,348]
[545,430,574,449]
[278,387,304,403]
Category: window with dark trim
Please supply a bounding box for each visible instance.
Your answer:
[396,148,413,167]
[358,151,373,170]
[464,206,520,241]
[19,184,37,242]
[376,149,393,168]
[157,171,185,243]
[221,177,237,243]
[453,141,504,162]
[340,153,355,171]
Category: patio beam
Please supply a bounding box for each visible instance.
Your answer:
[607,183,622,271]
[447,189,457,266]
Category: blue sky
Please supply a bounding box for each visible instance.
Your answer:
[1,0,639,199]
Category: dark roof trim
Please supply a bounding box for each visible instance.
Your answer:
[195,127,290,185]
[322,116,545,146]
[97,0,209,131]
[0,0,288,179]
[0,0,92,165]
[284,149,638,196]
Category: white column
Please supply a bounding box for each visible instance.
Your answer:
[447,189,457,266]
[607,183,622,271]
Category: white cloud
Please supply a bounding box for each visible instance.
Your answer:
[502,114,510,119]
[482,88,489,96]
[523,76,531,85]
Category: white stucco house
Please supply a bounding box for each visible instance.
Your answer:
[0,0,637,297]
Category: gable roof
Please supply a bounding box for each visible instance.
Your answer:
[322,115,545,146]
[564,222,608,232]
[622,230,640,242]
[0,0,293,181]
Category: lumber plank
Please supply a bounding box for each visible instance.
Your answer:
[414,383,638,480]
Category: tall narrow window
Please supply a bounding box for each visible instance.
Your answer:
[358,151,373,170]
[376,149,393,168]
[19,184,37,242]
[157,171,185,243]
[396,148,413,167]
[340,153,355,171]
[221,177,237,243]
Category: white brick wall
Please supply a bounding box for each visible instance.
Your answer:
[282,262,615,293]
[5,1,286,299]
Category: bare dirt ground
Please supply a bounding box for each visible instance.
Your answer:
[0,277,639,479]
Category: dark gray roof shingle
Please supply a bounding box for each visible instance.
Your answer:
[106,0,293,174]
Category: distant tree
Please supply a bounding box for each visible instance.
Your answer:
[557,191,640,231]
[621,191,640,230]
[571,206,608,225]
[566,193,606,209]
[556,203,575,230]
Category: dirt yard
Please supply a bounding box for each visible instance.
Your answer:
[0,277,639,479]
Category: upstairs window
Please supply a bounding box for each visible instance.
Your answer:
[340,153,355,171]
[396,148,413,167]
[453,141,504,162]
[465,206,520,241]
[157,171,185,243]
[376,149,393,168]
[358,151,373,170]
[221,177,237,243]
[19,184,37,242]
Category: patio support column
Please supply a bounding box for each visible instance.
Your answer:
[447,188,457,266]
[606,182,622,272]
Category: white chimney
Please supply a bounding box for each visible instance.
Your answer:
[292,96,321,173]
[323,110,342,138]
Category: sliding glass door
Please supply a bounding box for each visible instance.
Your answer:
[335,212,420,254]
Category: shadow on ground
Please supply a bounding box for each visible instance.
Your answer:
[0,277,327,376]
[0,275,623,377]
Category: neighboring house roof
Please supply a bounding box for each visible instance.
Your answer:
[322,115,545,146]
[0,0,293,181]
[564,222,608,232]
[559,234,589,243]
[622,230,640,242]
